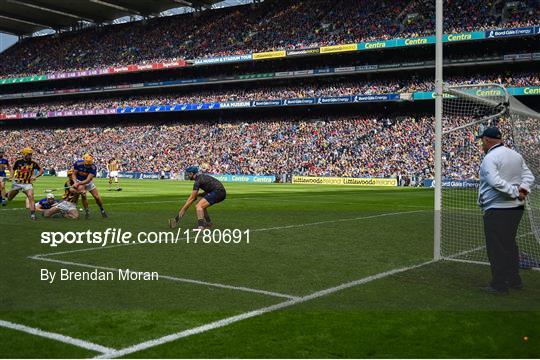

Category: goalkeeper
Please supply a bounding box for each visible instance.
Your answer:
[169,166,226,229]
[477,127,535,294]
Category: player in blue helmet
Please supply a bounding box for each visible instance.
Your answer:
[0,148,10,206]
[72,154,107,218]
[169,166,227,229]
[29,193,58,212]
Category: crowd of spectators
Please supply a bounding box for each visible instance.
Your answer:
[0,113,501,183]
[0,0,537,78]
[1,72,538,116]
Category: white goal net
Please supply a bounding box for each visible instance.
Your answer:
[440,83,540,269]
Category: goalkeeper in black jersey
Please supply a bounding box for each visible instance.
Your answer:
[169,166,226,229]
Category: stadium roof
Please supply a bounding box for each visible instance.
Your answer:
[0,0,222,36]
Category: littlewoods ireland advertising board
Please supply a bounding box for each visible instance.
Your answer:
[292,176,397,186]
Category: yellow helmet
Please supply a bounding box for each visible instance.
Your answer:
[67,169,74,176]
[83,154,94,165]
[21,147,33,156]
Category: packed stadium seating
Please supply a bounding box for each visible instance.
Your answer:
[0,0,537,78]
[0,0,537,184]
[0,72,538,116]
[0,113,490,183]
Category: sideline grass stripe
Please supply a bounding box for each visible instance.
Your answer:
[0,319,114,354]
[96,260,435,359]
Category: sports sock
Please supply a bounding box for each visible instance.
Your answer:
[197,219,206,227]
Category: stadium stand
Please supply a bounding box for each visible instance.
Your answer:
[0,0,538,184]
[0,72,538,116]
[0,112,516,184]
[0,0,537,78]
[0,116,434,181]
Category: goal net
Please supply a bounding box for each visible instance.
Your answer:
[440,83,540,269]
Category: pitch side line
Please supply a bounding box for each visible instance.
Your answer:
[29,255,299,300]
[31,210,425,258]
[1,194,430,211]
[253,210,424,232]
[96,260,435,359]
[27,210,423,304]
[0,319,114,354]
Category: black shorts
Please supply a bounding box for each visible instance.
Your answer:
[203,189,226,205]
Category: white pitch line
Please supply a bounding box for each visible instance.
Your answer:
[1,194,430,210]
[32,210,425,259]
[22,210,429,354]
[252,210,423,232]
[30,255,298,300]
[96,260,434,359]
[0,319,114,354]
[443,231,533,260]
[26,210,423,302]
[32,242,140,258]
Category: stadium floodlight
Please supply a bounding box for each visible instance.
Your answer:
[437,83,540,268]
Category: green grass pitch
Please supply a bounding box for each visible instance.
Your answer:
[0,177,539,358]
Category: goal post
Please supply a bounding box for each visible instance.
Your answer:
[437,83,540,269]
[432,0,539,268]
[433,0,443,260]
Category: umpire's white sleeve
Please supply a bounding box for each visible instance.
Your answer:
[482,156,519,198]
[519,157,535,193]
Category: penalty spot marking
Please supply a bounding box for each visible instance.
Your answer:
[0,319,115,354]
[96,260,435,359]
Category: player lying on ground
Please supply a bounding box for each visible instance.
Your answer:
[72,154,108,218]
[6,147,43,220]
[43,171,81,219]
[169,166,227,229]
[107,157,122,191]
[0,148,10,206]
[27,193,57,212]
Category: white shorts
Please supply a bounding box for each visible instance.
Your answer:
[109,171,119,178]
[84,182,97,192]
[12,182,33,192]
[57,201,77,212]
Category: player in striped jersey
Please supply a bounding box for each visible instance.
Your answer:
[6,147,43,220]
[107,157,121,191]
[0,148,10,206]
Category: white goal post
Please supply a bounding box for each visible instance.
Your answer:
[434,83,540,268]
[433,0,540,269]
